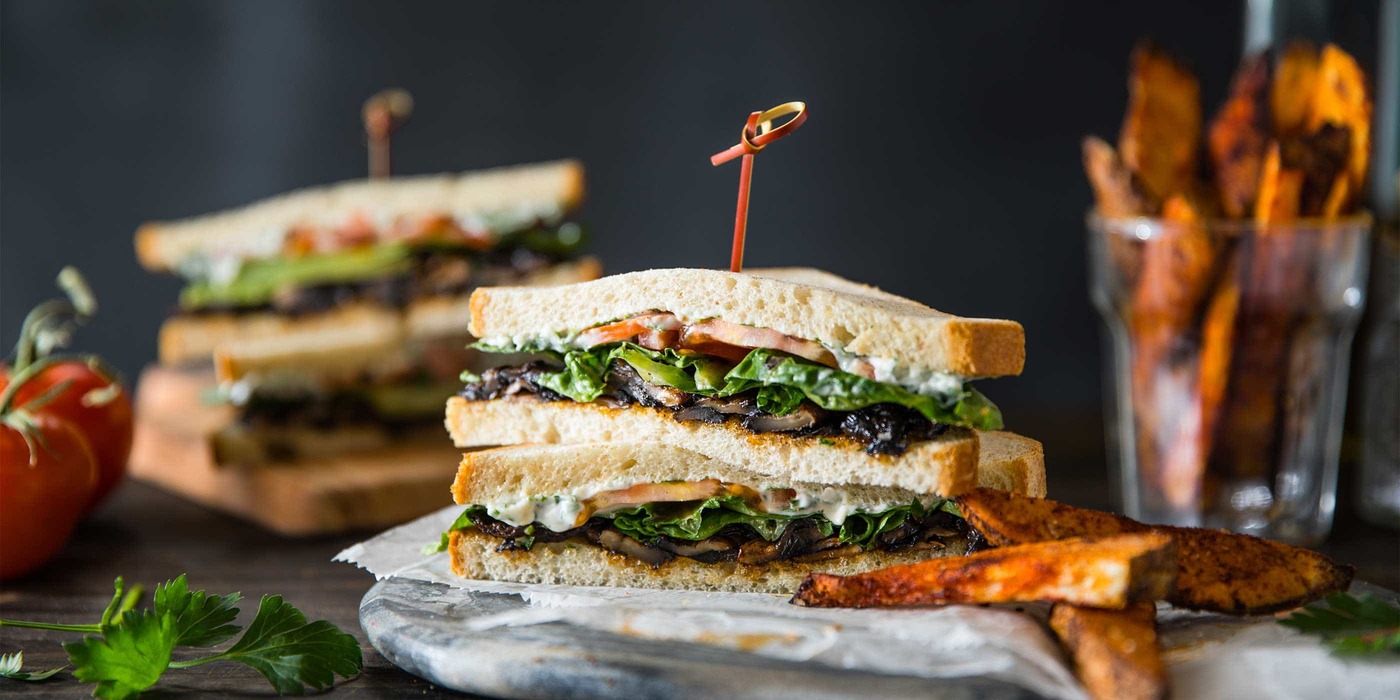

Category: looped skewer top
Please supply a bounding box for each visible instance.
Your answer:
[710,101,808,165]
[363,89,414,179]
[710,101,808,272]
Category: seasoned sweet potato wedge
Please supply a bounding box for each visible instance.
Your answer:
[1209,52,1271,218]
[1271,41,1321,137]
[1083,136,1152,217]
[1280,124,1352,217]
[1309,44,1371,194]
[1050,603,1167,700]
[1271,42,1370,207]
[1118,42,1201,202]
[1254,141,1305,223]
[955,489,1354,615]
[1128,194,1218,510]
[790,533,1176,609]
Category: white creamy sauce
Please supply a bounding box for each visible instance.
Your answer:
[825,345,965,398]
[478,330,578,353]
[478,480,928,533]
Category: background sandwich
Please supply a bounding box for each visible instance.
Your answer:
[441,437,1044,593]
[129,160,601,534]
[447,267,1025,494]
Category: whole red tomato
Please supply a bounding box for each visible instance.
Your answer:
[0,412,99,580]
[1,362,132,508]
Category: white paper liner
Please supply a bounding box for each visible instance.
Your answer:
[338,506,1400,700]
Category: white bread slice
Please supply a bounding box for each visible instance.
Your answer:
[444,396,1039,496]
[136,160,585,271]
[449,528,969,594]
[467,267,1024,378]
[451,439,1045,510]
[161,258,601,367]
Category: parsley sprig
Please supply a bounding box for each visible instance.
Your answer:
[0,575,362,698]
[1279,593,1400,655]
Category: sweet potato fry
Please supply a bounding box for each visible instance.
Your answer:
[1205,143,1304,483]
[1209,52,1271,218]
[1118,42,1201,202]
[1050,603,1167,700]
[1321,173,1350,218]
[1254,141,1305,223]
[1128,194,1217,509]
[1309,44,1371,195]
[790,534,1176,609]
[1281,124,1352,217]
[955,488,1355,615]
[1271,41,1320,137]
[1083,136,1152,218]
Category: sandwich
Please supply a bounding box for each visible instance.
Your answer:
[128,160,601,533]
[442,437,1044,593]
[446,267,1025,494]
[436,267,1040,591]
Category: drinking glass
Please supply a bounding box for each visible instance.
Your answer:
[1088,212,1372,545]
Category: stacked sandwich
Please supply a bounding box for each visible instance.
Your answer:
[130,160,600,534]
[437,267,1046,592]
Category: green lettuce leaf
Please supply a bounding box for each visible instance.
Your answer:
[436,498,945,552]
[724,349,1003,430]
[475,341,1003,430]
[609,496,825,542]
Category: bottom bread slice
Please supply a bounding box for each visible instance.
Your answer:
[446,396,980,496]
[449,529,971,595]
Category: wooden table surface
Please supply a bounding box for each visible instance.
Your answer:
[2,478,1397,698]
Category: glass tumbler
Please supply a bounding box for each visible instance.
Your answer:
[1089,213,1372,545]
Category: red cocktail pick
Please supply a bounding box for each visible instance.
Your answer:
[363,89,414,179]
[711,101,808,272]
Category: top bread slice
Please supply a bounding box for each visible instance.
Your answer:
[468,267,1024,378]
[451,437,1046,509]
[136,159,585,272]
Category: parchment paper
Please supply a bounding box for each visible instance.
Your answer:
[337,506,1399,700]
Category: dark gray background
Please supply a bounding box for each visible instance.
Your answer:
[0,0,1385,484]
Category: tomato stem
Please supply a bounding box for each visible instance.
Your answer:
[0,354,122,417]
[11,267,95,370]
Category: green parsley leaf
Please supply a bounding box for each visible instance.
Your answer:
[1278,593,1400,655]
[211,595,362,694]
[153,574,242,647]
[65,610,175,700]
[0,652,65,681]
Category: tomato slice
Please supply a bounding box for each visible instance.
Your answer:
[576,313,684,348]
[681,319,838,368]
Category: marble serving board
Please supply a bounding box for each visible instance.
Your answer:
[360,576,1045,699]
